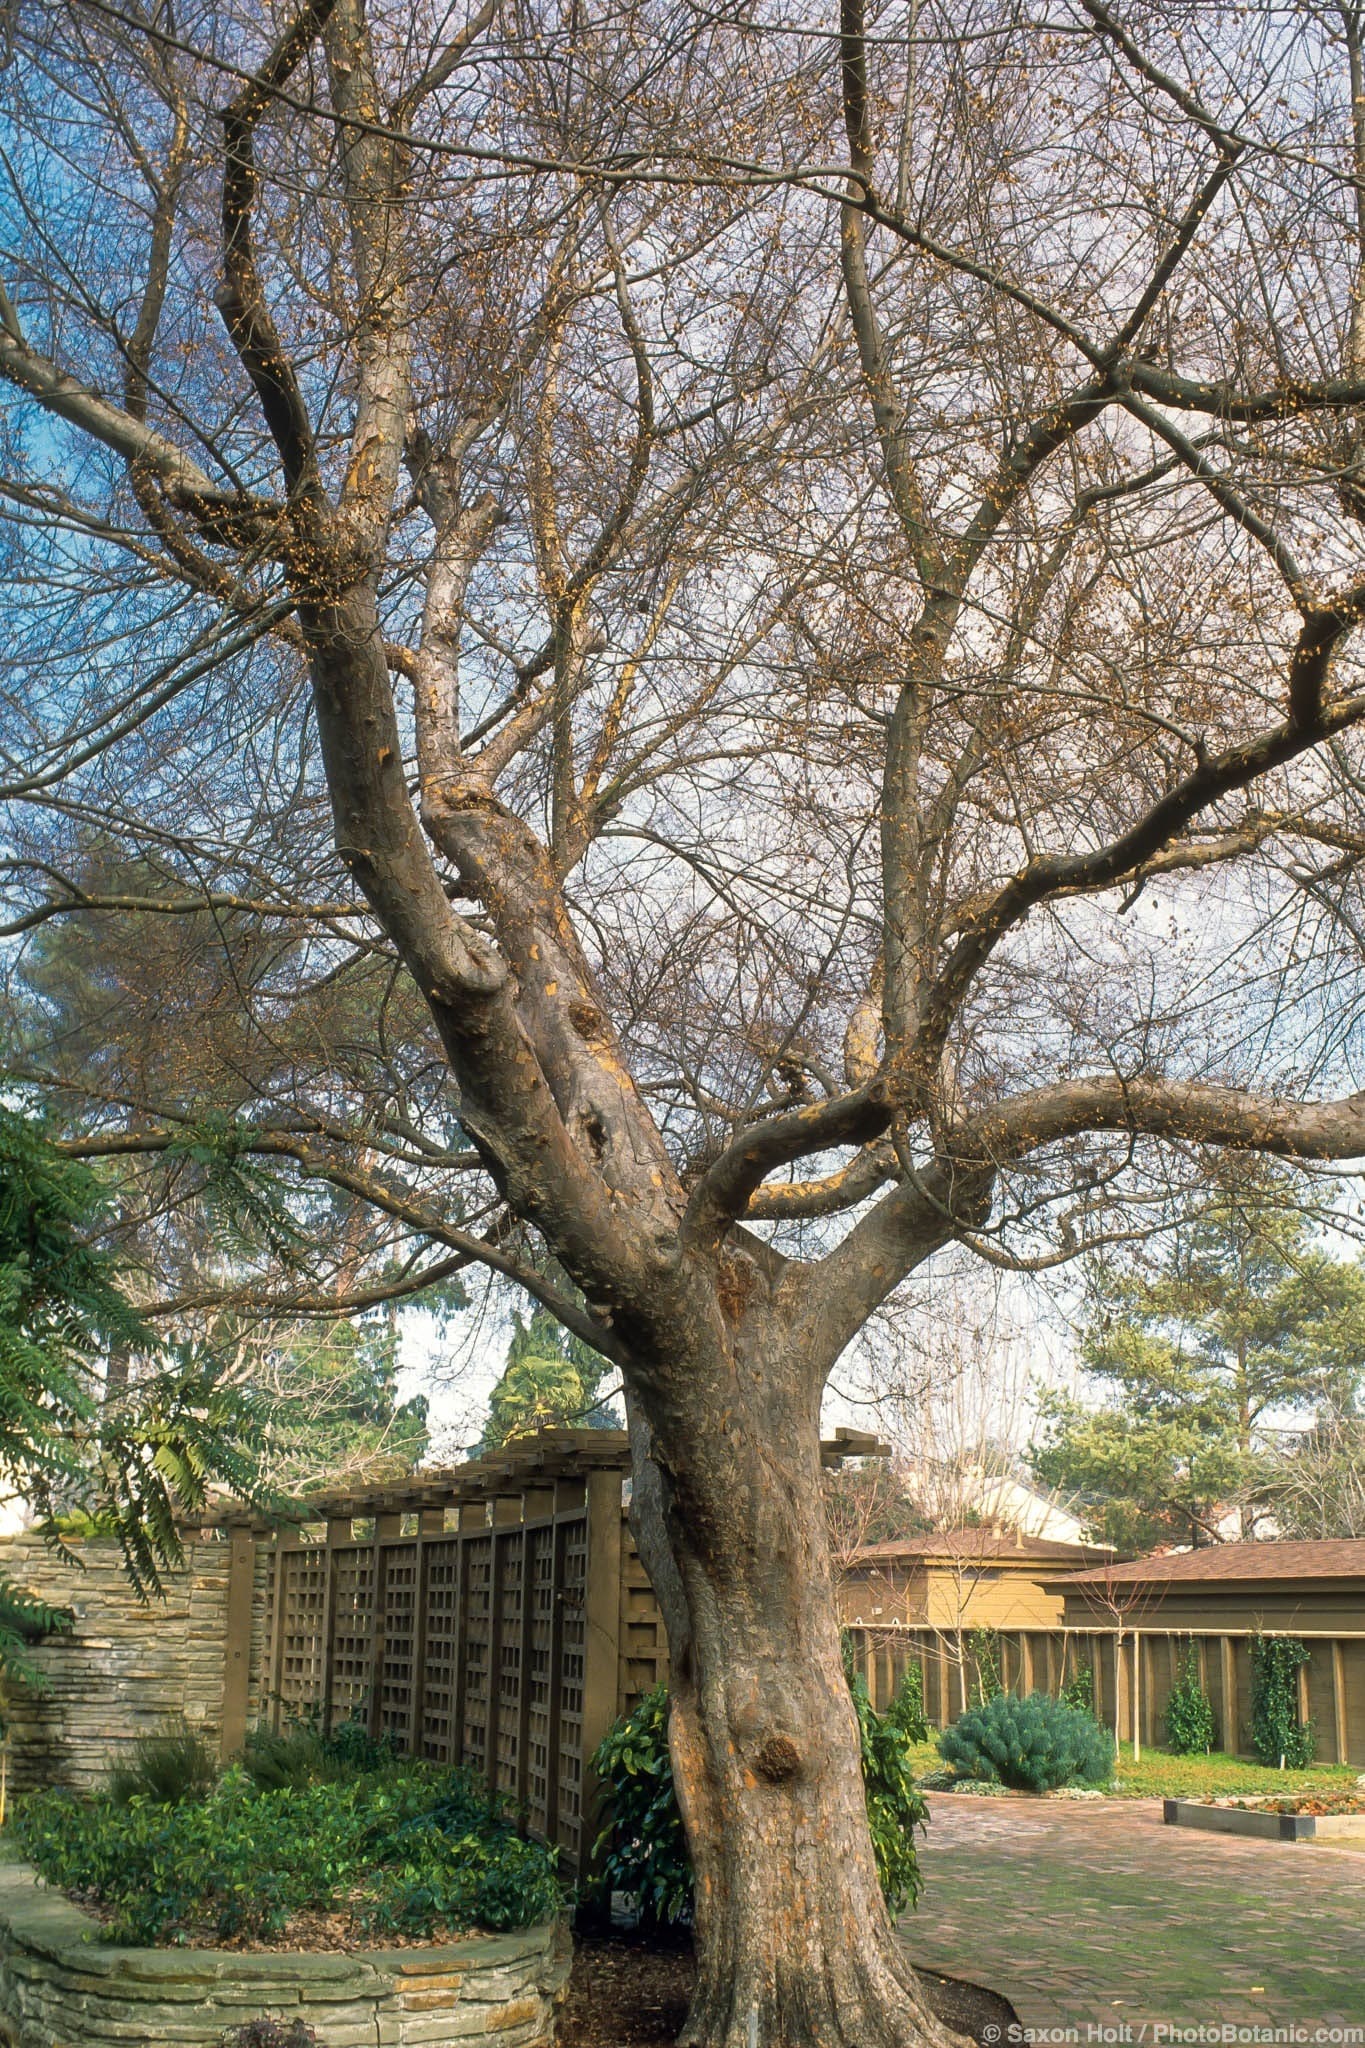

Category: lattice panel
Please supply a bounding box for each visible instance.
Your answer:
[420,1538,461,1761]
[556,1515,588,1860]
[461,1533,493,1780]
[495,1530,525,1795]
[525,1523,557,1837]
[378,1541,419,1750]
[260,1447,638,1877]
[329,1547,375,1728]
[620,1521,669,1709]
[276,1546,328,1715]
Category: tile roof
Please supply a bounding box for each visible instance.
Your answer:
[1062,1539,1365,1587]
[847,1530,1111,1567]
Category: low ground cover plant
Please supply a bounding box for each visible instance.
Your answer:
[1217,1792,1365,1815]
[220,2024,321,2048]
[593,1677,928,1925]
[11,1738,561,1945]
[938,1691,1115,1792]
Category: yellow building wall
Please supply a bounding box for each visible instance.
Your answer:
[923,1565,1069,1630]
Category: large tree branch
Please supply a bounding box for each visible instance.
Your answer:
[0,324,249,511]
[61,1125,631,1365]
[216,0,334,509]
[838,0,942,583]
[913,604,1365,1073]
[958,1074,1365,1169]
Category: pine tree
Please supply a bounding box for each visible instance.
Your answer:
[1032,1161,1365,1547]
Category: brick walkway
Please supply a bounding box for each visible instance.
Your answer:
[900,1796,1365,2033]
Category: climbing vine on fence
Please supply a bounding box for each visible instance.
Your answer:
[1250,1634,1314,1769]
[1164,1643,1217,1755]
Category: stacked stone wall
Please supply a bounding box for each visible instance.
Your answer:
[0,1534,270,1793]
[0,1862,567,2048]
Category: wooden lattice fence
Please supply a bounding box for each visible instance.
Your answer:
[228,1432,667,1872]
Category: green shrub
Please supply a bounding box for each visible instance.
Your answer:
[938,1690,1115,1792]
[1250,1634,1314,1769]
[1062,1662,1095,1716]
[11,1759,561,1945]
[239,1724,327,1792]
[885,1662,928,1743]
[591,1678,927,1925]
[109,1722,218,1808]
[590,1686,693,1925]
[848,1673,928,1913]
[1164,1645,1217,1756]
[220,2024,321,2048]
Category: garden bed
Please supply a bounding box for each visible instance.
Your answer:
[557,1926,1018,2048]
[0,1856,569,2048]
[6,1728,563,1950]
[1163,1797,1365,1841]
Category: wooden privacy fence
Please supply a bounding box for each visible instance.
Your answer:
[218,1431,667,1874]
[212,1424,883,1873]
[844,1621,1365,1763]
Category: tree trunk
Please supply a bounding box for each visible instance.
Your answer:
[629,1356,964,2048]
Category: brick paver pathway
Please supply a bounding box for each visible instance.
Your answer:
[900,1796,1365,2034]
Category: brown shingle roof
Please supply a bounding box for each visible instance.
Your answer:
[1062,1539,1365,1588]
[847,1530,1111,1567]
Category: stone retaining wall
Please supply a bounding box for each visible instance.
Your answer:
[0,1533,271,1794]
[0,1861,569,2047]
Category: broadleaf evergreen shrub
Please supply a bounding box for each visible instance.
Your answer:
[592,1677,928,1925]
[885,1661,928,1742]
[1163,1645,1217,1755]
[1061,1663,1095,1716]
[847,1673,928,1912]
[12,1756,561,1945]
[1250,1634,1314,1769]
[589,1686,695,1926]
[938,1690,1115,1791]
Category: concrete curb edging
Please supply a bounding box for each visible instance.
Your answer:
[0,1859,571,2047]
[1163,1797,1365,1841]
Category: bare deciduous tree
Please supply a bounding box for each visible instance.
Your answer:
[13,0,1365,2038]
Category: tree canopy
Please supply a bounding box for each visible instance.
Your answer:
[1033,1163,1365,1547]
[479,1305,619,1451]
[14,0,1365,2037]
[0,1107,262,1678]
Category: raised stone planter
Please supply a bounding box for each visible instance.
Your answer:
[1163,1797,1365,1842]
[0,1860,570,2048]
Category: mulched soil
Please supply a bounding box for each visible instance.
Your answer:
[558,1927,1018,2047]
[66,1894,482,1952]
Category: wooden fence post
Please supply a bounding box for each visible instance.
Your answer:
[267,1529,300,1734]
[454,1501,483,1770]
[410,1508,444,1758]
[580,1467,624,1864]
[219,1527,256,1762]
[1221,1636,1238,1755]
[368,1512,402,1740]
